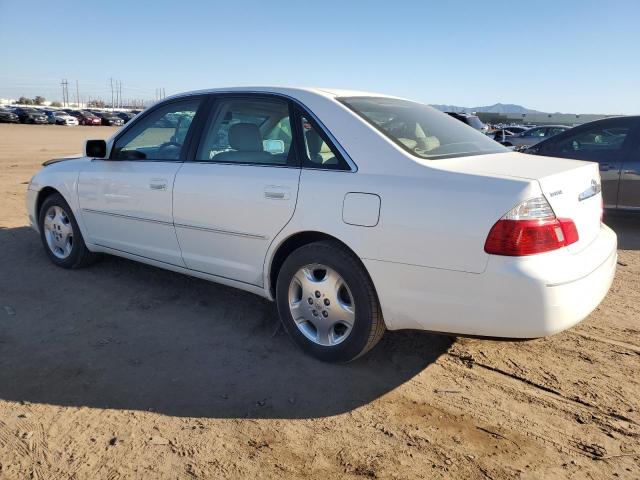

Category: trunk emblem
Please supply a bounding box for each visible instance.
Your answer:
[578,179,601,201]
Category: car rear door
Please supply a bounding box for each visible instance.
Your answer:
[172,94,300,286]
[78,96,204,266]
[536,118,634,208]
[617,119,640,209]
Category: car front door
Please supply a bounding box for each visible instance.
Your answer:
[537,118,634,208]
[617,120,640,209]
[78,96,204,265]
[172,95,300,286]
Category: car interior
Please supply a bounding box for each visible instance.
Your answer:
[197,99,292,164]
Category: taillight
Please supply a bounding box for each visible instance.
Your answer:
[484,196,579,256]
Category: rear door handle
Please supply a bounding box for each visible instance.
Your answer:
[264,185,290,200]
[623,169,638,175]
[150,178,168,190]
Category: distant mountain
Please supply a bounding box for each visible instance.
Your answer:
[430,103,542,114]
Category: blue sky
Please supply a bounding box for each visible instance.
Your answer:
[1,0,638,114]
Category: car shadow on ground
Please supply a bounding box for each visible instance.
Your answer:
[605,212,639,250]
[0,226,453,419]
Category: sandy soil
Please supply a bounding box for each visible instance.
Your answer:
[0,124,638,479]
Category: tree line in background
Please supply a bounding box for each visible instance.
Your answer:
[15,96,60,106]
[14,96,111,109]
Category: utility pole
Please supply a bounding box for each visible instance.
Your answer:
[76,80,80,107]
[61,79,69,107]
[119,81,123,108]
[110,78,114,111]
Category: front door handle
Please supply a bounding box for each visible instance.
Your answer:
[150,179,168,190]
[264,185,290,200]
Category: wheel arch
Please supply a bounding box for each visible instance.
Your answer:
[266,230,375,300]
[35,186,62,218]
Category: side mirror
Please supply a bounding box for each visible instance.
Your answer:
[84,139,107,158]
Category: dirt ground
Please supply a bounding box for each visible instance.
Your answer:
[0,123,638,479]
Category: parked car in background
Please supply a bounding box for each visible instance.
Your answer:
[69,110,101,125]
[26,87,616,362]
[505,125,571,149]
[116,111,136,123]
[12,107,48,124]
[43,110,59,124]
[445,112,488,132]
[0,108,19,123]
[491,126,529,143]
[50,111,79,126]
[93,111,124,126]
[526,116,640,210]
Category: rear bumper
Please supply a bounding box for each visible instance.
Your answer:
[364,224,617,337]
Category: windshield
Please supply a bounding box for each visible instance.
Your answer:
[339,97,506,160]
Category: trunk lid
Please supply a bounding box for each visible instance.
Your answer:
[536,160,602,254]
[438,152,603,253]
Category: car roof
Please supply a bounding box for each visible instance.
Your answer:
[166,86,403,103]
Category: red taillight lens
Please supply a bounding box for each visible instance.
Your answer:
[485,217,579,256]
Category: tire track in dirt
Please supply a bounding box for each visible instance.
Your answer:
[446,350,639,432]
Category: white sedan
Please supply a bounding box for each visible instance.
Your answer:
[26,87,617,362]
[53,111,79,126]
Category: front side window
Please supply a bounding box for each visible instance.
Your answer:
[196,97,293,165]
[111,98,201,160]
[339,97,506,160]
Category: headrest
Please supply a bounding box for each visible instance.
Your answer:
[305,129,323,155]
[228,123,263,152]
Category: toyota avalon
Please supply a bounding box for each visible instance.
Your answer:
[25,87,617,362]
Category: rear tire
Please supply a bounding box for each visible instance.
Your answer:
[276,240,385,363]
[38,193,98,269]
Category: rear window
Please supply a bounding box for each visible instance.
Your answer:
[339,97,506,160]
[465,115,485,130]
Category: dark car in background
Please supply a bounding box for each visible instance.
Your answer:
[92,111,124,126]
[0,108,19,123]
[12,107,48,124]
[116,111,135,123]
[504,125,571,150]
[43,110,59,124]
[526,116,640,210]
[446,112,488,132]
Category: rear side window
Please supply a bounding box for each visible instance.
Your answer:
[525,128,546,137]
[111,98,201,160]
[340,97,506,160]
[298,114,350,170]
[546,127,566,136]
[196,97,294,165]
[554,123,630,153]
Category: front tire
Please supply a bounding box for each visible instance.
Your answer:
[276,240,385,362]
[38,193,97,269]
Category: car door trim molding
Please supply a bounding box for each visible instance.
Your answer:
[82,208,173,226]
[83,208,267,239]
[174,222,268,240]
